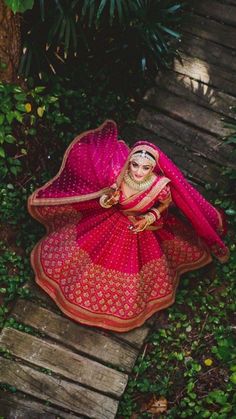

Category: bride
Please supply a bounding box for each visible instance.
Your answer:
[28,120,229,332]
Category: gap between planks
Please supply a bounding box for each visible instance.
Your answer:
[10,298,149,372]
[0,357,118,419]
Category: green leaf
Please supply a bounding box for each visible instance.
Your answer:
[206,390,228,405]
[14,93,27,101]
[15,111,23,123]
[34,86,46,93]
[158,24,181,39]
[0,114,5,125]
[0,146,5,158]
[15,103,26,112]
[6,111,15,124]
[5,134,16,144]
[4,0,34,14]
[230,372,236,385]
[97,0,107,21]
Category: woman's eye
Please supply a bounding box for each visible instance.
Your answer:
[132,162,138,167]
[143,167,150,170]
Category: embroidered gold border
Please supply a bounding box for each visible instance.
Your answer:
[29,119,127,206]
[31,238,212,332]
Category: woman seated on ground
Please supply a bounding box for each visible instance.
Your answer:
[28,120,229,332]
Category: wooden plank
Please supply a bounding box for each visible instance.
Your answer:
[0,328,128,398]
[142,86,232,138]
[23,279,61,312]
[22,282,151,350]
[11,299,139,372]
[122,120,225,187]
[137,104,235,168]
[189,0,236,26]
[113,324,150,348]
[219,0,236,6]
[173,53,236,98]
[0,358,118,419]
[182,14,236,50]
[155,71,236,121]
[0,392,80,419]
[180,33,236,72]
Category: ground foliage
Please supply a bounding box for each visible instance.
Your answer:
[117,123,236,418]
[0,70,138,328]
[0,75,235,417]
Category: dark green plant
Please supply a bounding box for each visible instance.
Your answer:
[5,0,184,81]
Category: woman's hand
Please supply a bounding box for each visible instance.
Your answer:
[129,217,148,233]
[106,190,120,206]
[129,212,157,233]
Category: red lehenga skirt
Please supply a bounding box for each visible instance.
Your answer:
[30,182,212,332]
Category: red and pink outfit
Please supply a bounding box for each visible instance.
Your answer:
[28,120,229,332]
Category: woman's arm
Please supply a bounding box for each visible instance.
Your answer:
[131,185,172,232]
[99,189,120,208]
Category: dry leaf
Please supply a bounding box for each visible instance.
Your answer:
[141,395,168,414]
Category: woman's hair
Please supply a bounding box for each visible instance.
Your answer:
[131,150,156,166]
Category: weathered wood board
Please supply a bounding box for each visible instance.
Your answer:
[0,327,128,397]
[11,299,140,372]
[0,357,118,418]
[122,120,223,187]
[183,14,236,50]
[0,392,81,419]
[188,0,236,26]
[173,53,236,98]
[141,87,232,138]
[180,33,236,73]
[136,106,235,169]
[155,71,236,122]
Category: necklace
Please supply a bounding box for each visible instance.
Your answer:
[123,172,154,191]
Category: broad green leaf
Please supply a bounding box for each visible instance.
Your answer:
[0,147,5,158]
[5,134,16,144]
[14,93,27,101]
[34,86,46,93]
[0,114,5,125]
[6,111,15,124]
[15,111,23,123]
[230,372,236,385]
[4,0,34,14]
[15,103,26,112]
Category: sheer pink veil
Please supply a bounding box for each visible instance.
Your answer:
[133,140,229,262]
[28,120,229,262]
[29,120,129,205]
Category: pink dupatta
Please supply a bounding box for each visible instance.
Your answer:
[28,120,229,262]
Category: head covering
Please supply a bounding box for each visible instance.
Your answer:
[28,120,228,262]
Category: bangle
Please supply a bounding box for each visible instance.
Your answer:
[144,212,156,226]
[99,194,113,208]
[149,208,161,221]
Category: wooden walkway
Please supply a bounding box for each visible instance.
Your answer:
[0,280,153,418]
[123,0,236,188]
[1,1,236,418]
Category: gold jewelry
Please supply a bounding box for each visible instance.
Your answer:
[99,194,113,208]
[150,208,161,220]
[144,212,156,226]
[124,172,154,191]
[130,150,156,166]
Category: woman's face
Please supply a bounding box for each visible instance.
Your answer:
[129,157,153,181]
